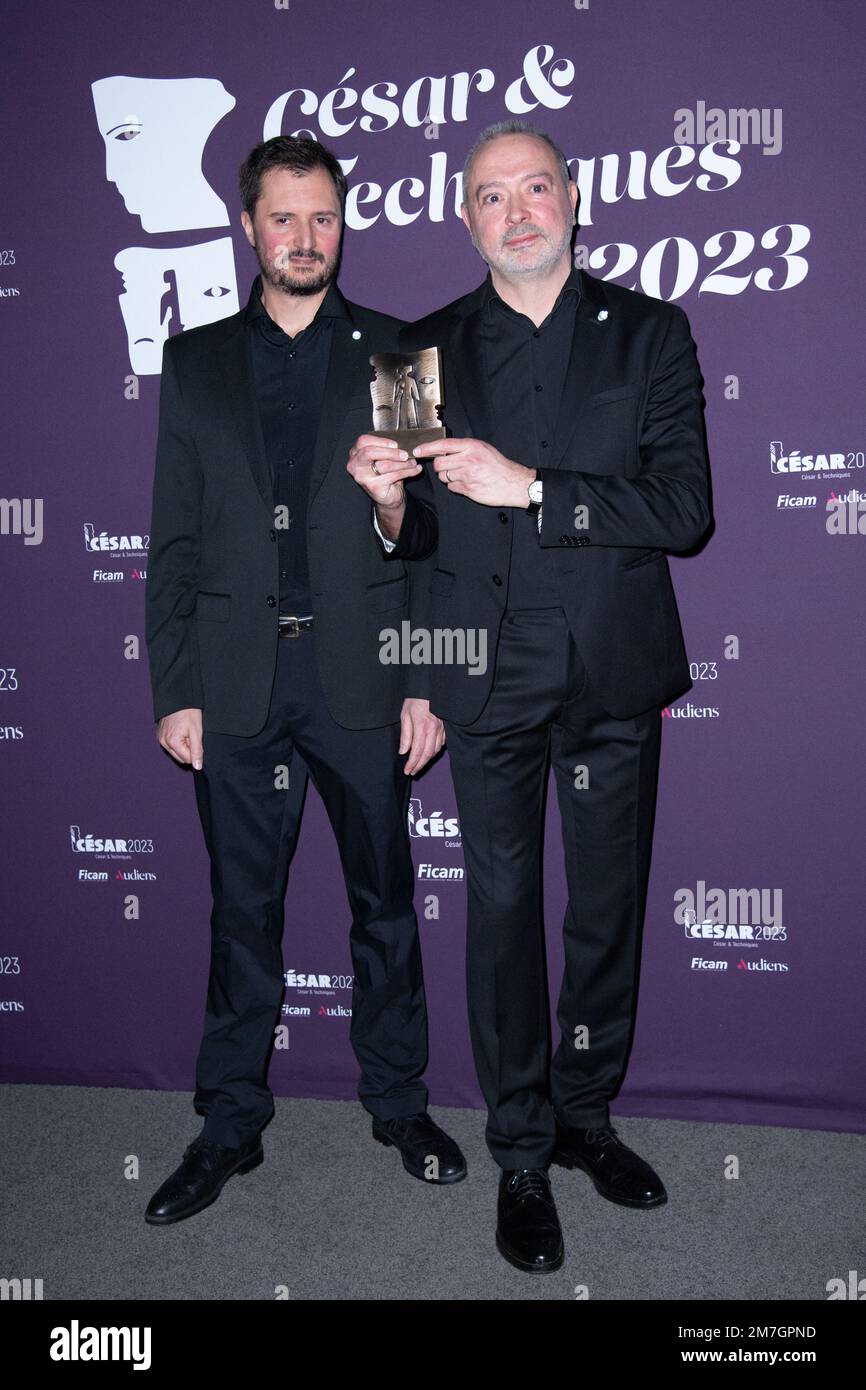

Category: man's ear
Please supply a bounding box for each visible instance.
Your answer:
[459,203,471,234]
[240,209,255,248]
[569,182,579,223]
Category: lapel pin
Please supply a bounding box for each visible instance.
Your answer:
[597,309,608,322]
[351,329,362,340]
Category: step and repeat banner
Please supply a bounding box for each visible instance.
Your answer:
[2,0,863,1132]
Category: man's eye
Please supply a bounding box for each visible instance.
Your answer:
[484,193,500,204]
[530,184,547,193]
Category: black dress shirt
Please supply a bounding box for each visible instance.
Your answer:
[480,266,580,608]
[245,274,345,613]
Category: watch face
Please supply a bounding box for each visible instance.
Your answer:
[528,480,543,504]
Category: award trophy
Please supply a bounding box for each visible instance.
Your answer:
[367,347,446,450]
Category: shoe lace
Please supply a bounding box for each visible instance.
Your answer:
[507,1168,552,1201]
[184,1137,229,1167]
[388,1113,434,1136]
[586,1124,622,1148]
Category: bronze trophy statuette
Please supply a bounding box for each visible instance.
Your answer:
[368,347,446,450]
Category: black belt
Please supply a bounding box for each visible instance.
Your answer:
[278,614,314,638]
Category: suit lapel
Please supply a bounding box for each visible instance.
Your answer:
[550,270,615,468]
[218,325,273,514]
[308,315,368,508]
[446,304,495,443]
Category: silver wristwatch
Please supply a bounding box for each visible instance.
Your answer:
[527,478,543,506]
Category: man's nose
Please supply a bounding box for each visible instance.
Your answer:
[504,197,530,224]
[291,223,316,250]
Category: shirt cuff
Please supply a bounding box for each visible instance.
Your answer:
[372,506,397,553]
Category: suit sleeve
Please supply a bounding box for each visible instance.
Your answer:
[401,462,438,701]
[537,304,711,551]
[145,339,205,721]
[369,454,439,702]
[370,469,438,561]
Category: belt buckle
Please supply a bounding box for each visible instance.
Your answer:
[279,615,301,638]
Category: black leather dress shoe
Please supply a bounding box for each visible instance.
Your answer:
[371,1112,467,1183]
[496,1168,564,1273]
[552,1122,667,1209]
[144,1134,264,1225]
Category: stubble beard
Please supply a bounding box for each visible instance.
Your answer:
[255,237,341,298]
[472,219,574,279]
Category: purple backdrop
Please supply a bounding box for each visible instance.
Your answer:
[2,0,864,1133]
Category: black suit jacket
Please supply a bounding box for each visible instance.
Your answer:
[389,268,712,723]
[146,285,431,737]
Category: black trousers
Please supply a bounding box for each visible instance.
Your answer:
[191,628,429,1147]
[444,607,662,1170]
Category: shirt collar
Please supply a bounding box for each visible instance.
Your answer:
[482,263,582,322]
[244,273,349,339]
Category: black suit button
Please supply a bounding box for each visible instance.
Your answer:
[492,574,503,586]
[269,529,277,542]
[559,535,569,544]
[535,384,543,392]
[498,511,508,524]
[266,595,276,607]
[540,440,549,449]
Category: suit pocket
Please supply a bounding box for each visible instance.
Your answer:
[592,383,641,407]
[195,590,231,621]
[430,568,456,597]
[622,549,664,571]
[366,573,408,611]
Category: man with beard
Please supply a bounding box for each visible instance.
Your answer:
[144,136,465,1225]
[349,121,711,1271]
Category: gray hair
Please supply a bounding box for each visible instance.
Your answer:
[461,120,572,203]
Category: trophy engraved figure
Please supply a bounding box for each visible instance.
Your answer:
[368,346,446,450]
[393,361,420,430]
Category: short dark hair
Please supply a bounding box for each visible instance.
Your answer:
[239,135,347,219]
[462,120,572,201]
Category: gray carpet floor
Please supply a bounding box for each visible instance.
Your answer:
[1,1084,861,1301]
